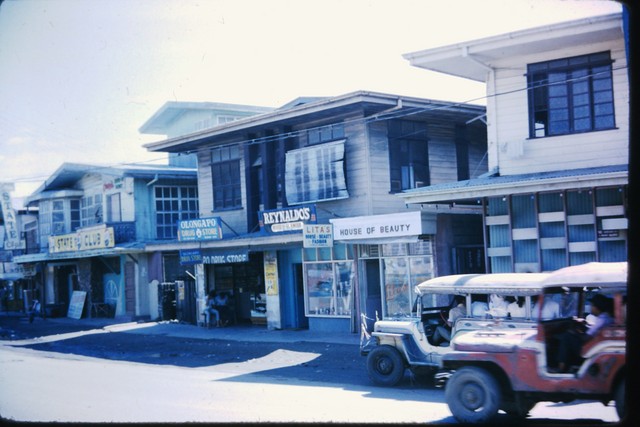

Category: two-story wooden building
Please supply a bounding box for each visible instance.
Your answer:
[399,13,628,273]
[144,91,487,333]
[13,163,199,320]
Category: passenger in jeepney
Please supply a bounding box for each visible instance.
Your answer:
[487,293,509,318]
[506,296,526,318]
[471,295,489,317]
[432,295,466,346]
[532,294,560,320]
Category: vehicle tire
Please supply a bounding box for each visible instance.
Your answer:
[445,366,501,423]
[614,378,625,420]
[366,345,405,386]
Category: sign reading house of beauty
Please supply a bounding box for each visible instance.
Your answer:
[259,204,317,234]
[330,211,422,240]
[177,217,223,242]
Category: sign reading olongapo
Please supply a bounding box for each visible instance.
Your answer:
[259,204,317,234]
[49,225,115,253]
[177,217,223,242]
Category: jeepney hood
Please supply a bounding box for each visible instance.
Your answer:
[451,328,537,353]
[373,319,419,334]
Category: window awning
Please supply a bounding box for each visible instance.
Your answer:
[397,165,628,205]
[285,140,348,205]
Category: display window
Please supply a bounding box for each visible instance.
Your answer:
[377,240,435,318]
[304,244,354,317]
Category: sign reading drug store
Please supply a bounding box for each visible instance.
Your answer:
[177,217,223,242]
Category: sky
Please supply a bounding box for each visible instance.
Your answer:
[0,0,624,204]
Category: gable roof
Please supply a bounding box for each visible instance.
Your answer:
[144,90,486,154]
[24,162,197,206]
[139,101,274,134]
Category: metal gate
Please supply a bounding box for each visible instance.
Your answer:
[158,282,176,321]
[158,280,197,323]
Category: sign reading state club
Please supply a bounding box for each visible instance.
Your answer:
[177,217,223,242]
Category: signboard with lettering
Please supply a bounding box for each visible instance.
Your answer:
[177,217,223,242]
[201,248,249,264]
[49,226,115,254]
[67,291,87,319]
[0,183,20,248]
[330,211,422,241]
[304,224,333,248]
[258,205,316,234]
[179,249,203,265]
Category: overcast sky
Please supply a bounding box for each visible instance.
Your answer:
[0,0,623,203]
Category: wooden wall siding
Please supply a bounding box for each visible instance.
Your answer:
[488,38,628,176]
[77,173,103,192]
[429,137,458,185]
[133,180,154,241]
[196,148,249,235]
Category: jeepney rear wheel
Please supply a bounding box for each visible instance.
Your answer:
[366,345,405,386]
[445,366,501,423]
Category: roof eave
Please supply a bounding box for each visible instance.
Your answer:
[398,170,628,204]
[144,90,486,153]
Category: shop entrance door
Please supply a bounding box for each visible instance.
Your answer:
[293,263,308,329]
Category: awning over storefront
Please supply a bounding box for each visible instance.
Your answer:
[12,243,146,264]
[397,164,628,205]
[145,232,304,253]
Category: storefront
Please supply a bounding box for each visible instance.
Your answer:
[329,210,437,332]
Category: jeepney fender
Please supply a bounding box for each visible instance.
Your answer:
[372,331,447,367]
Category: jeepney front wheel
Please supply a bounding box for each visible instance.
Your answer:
[366,345,405,386]
[445,366,501,423]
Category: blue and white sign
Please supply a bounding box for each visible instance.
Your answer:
[258,204,317,234]
[179,249,203,265]
[177,217,223,242]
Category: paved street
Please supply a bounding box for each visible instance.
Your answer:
[0,314,621,423]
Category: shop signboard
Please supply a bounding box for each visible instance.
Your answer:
[67,290,87,319]
[201,248,249,264]
[179,249,203,265]
[177,217,223,242]
[330,211,423,241]
[49,225,115,253]
[303,224,333,247]
[0,183,20,248]
[258,204,317,234]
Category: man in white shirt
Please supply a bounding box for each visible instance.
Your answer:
[432,296,466,346]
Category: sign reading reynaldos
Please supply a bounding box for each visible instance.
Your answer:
[177,217,223,242]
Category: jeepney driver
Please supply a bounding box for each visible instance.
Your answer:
[433,295,466,346]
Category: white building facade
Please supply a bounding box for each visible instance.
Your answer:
[399,13,628,272]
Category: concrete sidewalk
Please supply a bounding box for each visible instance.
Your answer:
[4,313,361,346]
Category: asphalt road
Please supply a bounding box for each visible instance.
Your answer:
[0,315,430,389]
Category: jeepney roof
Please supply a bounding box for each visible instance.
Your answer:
[415,272,550,296]
[541,262,627,290]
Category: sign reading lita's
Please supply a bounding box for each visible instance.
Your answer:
[177,217,223,242]
[259,204,317,234]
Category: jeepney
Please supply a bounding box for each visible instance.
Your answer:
[443,262,627,423]
[361,272,550,386]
